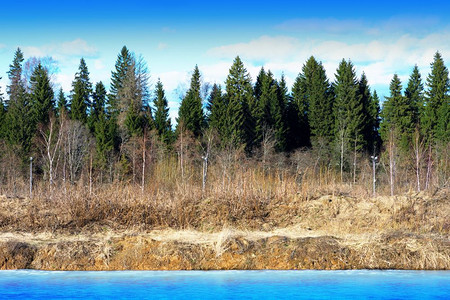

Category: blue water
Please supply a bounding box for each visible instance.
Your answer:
[0,270,449,299]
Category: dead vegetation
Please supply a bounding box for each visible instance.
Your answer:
[0,156,448,270]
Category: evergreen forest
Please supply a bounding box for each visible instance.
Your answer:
[0,46,448,198]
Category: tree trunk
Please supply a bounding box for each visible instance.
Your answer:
[141,133,146,193]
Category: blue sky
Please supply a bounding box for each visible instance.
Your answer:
[1,0,450,122]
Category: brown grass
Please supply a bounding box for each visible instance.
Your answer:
[0,155,448,239]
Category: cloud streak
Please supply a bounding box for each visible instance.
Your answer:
[22,38,98,60]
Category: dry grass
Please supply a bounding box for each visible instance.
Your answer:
[0,155,448,240]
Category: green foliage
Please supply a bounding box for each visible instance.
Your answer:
[358,73,378,152]
[70,58,92,123]
[303,57,334,147]
[423,52,449,143]
[29,63,55,126]
[4,88,33,158]
[6,48,24,108]
[88,81,107,131]
[368,90,381,153]
[333,59,364,152]
[177,65,205,137]
[289,71,309,149]
[109,46,133,116]
[207,83,225,134]
[381,74,416,152]
[405,65,424,126]
[56,88,68,116]
[153,79,173,145]
[224,56,254,148]
[252,68,286,151]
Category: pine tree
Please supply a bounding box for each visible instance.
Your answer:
[56,88,68,116]
[275,75,289,151]
[358,72,375,151]
[423,52,449,143]
[305,57,334,147]
[368,90,381,154]
[70,58,92,123]
[252,70,285,151]
[289,72,309,148]
[207,83,225,133]
[117,55,150,137]
[333,59,364,178]
[109,46,133,116]
[405,65,424,127]
[4,50,33,158]
[381,74,416,152]
[177,65,205,137]
[94,111,115,172]
[29,63,54,126]
[88,82,107,131]
[6,48,24,108]
[4,90,33,158]
[225,56,254,148]
[153,79,172,144]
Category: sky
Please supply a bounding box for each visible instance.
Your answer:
[1,0,450,123]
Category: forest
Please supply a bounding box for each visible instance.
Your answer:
[0,45,448,206]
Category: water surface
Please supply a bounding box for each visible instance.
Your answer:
[0,270,449,299]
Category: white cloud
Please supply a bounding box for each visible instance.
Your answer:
[208,35,300,61]
[156,70,190,93]
[206,30,450,95]
[157,43,168,50]
[54,73,72,92]
[22,38,98,61]
[58,39,97,56]
[94,59,105,70]
[277,16,441,37]
[276,18,364,34]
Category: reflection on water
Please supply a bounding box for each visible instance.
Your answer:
[0,270,449,299]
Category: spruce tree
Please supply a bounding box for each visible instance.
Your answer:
[225,56,254,148]
[94,111,115,172]
[5,90,32,158]
[56,88,68,116]
[306,57,334,147]
[89,81,107,131]
[109,46,133,116]
[5,50,33,158]
[358,72,375,151]
[368,90,381,154]
[333,59,364,178]
[70,58,92,123]
[116,55,150,137]
[252,70,285,151]
[6,48,24,108]
[153,79,172,144]
[423,52,449,143]
[29,63,54,126]
[381,74,415,152]
[405,65,424,127]
[207,83,224,131]
[177,65,205,137]
[290,72,310,148]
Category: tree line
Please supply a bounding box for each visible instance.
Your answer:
[0,46,448,195]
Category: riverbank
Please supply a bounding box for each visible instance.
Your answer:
[0,189,449,270]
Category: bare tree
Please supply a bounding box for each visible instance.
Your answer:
[388,129,397,196]
[412,127,425,192]
[201,128,216,193]
[63,120,91,183]
[37,114,64,194]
